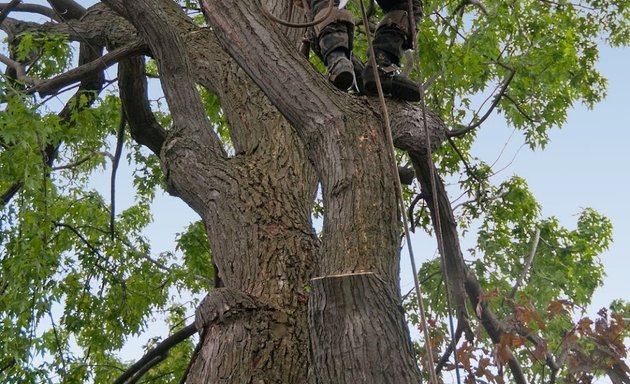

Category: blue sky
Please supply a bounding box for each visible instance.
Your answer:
[468,44,630,313]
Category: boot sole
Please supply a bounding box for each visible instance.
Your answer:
[331,70,355,90]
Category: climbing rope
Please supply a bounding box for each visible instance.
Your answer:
[404,0,463,382]
[357,1,440,383]
[261,0,335,28]
[262,1,462,382]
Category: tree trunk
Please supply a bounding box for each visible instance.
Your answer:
[116,0,445,382]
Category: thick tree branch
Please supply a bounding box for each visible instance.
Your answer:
[200,0,349,138]
[118,56,166,155]
[112,324,197,384]
[30,40,147,96]
[45,0,85,20]
[0,0,21,24]
[409,150,528,384]
[1,4,137,49]
[0,52,40,84]
[100,0,125,17]
[200,0,445,160]
[123,0,223,156]
[0,2,59,21]
[409,150,469,322]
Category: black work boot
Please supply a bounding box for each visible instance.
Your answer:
[312,5,356,91]
[326,48,355,90]
[362,50,420,101]
[362,10,421,102]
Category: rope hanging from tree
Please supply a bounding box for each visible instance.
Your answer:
[355,1,440,382]
[400,0,464,383]
[262,1,463,382]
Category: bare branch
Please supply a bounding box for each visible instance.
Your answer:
[0,2,60,21]
[509,228,541,299]
[448,68,516,137]
[410,150,529,384]
[0,0,21,25]
[118,55,166,155]
[109,107,126,241]
[123,0,223,155]
[45,0,85,20]
[30,40,147,96]
[0,52,40,84]
[112,324,197,384]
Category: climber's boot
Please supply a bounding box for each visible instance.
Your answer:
[362,10,421,101]
[313,7,356,90]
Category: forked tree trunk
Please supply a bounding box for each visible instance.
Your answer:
[117,0,444,382]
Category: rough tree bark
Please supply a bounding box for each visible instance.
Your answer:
[2,0,446,382]
[117,0,447,382]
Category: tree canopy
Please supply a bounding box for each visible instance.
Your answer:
[0,0,629,383]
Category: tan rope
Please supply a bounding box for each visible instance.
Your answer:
[358,1,439,382]
[261,0,335,28]
[405,0,463,382]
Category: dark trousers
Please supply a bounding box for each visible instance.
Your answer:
[311,0,421,64]
[311,0,421,17]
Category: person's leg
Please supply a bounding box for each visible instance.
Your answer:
[311,0,356,90]
[363,0,422,101]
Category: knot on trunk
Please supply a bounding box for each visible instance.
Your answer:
[195,288,275,332]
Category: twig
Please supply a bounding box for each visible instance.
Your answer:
[110,107,126,241]
[448,68,516,137]
[0,53,40,84]
[503,93,538,123]
[51,151,114,170]
[53,221,119,278]
[447,137,481,185]
[112,324,197,384]
[509,227,541,299]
